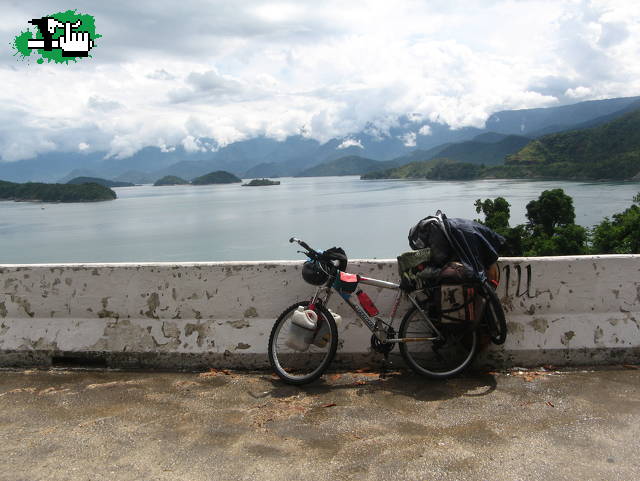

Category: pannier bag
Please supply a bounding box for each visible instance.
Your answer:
[438,261,475,285]
[332,271,359,297]
[407,211,505,283]
[397,248,441,291]
[407,218,451,266]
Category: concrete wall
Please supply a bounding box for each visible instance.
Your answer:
[0,256,639,370]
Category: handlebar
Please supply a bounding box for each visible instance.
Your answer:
[289,236,312,252]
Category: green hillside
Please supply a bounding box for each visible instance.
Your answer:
[67,176,134,187]
[191,171,241,185]
[435,135,530,165]
[296,155,398,177]
[500,108,640,179]
[426,161,483,180]
[0,180,116,202]
[362,158,457,179]
[154,175,189,186]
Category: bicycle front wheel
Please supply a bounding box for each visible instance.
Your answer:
[268,301,338,385]
[399,306,478,379]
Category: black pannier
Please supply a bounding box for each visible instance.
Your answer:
[402,211,505,290]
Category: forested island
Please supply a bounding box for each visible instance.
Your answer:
[154,175,189,186]
[242,178,280,186]
[66,176,134,187]
[0,180,116,202]
[191,171,242,185]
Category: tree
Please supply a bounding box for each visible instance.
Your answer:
[475,197,510,230]
[523,223,588,256]
[522,189,587,256]
[474,197,523,256]
[525,188,576,236]
[591,193,640,254]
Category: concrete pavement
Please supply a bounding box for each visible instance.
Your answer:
[1,366,639,480]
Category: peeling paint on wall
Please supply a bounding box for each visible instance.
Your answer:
[0,255,638,368]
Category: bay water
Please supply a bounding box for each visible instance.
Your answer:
[0,177,637,264]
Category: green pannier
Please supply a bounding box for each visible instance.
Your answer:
[397,248,441,291]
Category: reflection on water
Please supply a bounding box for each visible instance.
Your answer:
[0,176,635,263]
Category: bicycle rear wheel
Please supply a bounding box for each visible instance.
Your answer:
[399,306,478,379]
[480,282,507,345]
[268,301,338,385]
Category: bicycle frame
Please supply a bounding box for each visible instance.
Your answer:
[308,273,443,344]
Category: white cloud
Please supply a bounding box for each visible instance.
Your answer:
[78,142,90,151]
[400,132,416,147]
[337,138,363,149]
[1,0,640,161]
[565,86,593,98]
[418,125,432,136]
[87,96,122,112]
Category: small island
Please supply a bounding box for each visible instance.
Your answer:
[67,176,134,187]
[242,178,281,186]
[153,175,189,186]
[0,180,117,203]
[191,171,242,185]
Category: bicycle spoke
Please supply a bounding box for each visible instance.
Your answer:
[400,306,478,378]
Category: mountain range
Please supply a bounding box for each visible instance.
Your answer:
[361,106,640,181]
[1,96,639,183]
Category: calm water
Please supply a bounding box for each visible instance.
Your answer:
[0,177,636,263]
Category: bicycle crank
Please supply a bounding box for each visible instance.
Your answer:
[371,326,396,355]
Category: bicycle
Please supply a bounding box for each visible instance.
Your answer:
[268,237,507,385]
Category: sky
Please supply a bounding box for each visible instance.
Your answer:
[1,0,640,162]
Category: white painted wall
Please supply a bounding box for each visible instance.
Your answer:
[0,256,638,369]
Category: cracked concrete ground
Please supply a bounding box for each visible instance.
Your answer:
[0,366,639,481]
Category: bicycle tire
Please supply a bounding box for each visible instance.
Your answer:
[268,301,338,385]
[399,305,478,379]
[481,282,507,345]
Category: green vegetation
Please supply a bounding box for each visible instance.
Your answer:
[242,178,280,186]
[591,193,640,254]
[361,158,455,179]
[495,108,640,180]
[0,180,116,203]
[296,155,397,177]
[426,161,483,180]
[473,197,524,256]
[435,135,530,166]
[67,176,134,187]
[153,175,189,186]
[362,108,640,182]
[191,171,241,185]
[475,189,640,256]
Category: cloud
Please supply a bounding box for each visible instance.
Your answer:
[146,69,176,80]
[565,86,592,99]
[1,0,640,161]
[418,125,432,136]
[400,132,416,147]
[337,138,363,149]
[87,96,122,112]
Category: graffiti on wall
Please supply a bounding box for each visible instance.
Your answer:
[502,264,534,298]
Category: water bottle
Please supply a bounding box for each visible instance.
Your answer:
[313,309,342,348]
[356,290,379,317]
[285,307,318,351]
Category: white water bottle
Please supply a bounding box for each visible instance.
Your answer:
[285,307,318,351]
[313,309,342,348]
